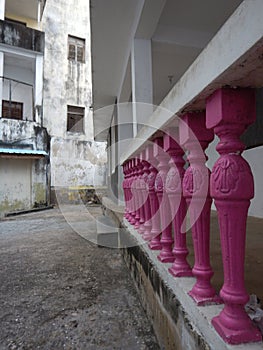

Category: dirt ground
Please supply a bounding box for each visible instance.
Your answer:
[0,205,160,350]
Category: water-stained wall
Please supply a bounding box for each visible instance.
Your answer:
[42,0,107,190]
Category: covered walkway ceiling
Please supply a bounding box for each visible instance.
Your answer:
[90,0,243,140]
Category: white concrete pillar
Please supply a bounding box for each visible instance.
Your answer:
[0,51,4,118]
[0,0,5,20]
[117,102,133,203]
[131,38,153,136]
[35,55,43,123]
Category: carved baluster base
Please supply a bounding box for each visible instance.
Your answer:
[188,200,222,306]
[149,234,162,250]
[212,306,262,345]
[157,226,174,261]
[142,220,152,241]
[188,283,222,306]
[157,193,174,262]
[168,196,192,277]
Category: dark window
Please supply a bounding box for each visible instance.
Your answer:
[2,100,23,120]
[68,35,85,63]
[67,105,85,133]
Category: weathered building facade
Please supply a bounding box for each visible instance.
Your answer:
[90,0,263,348]
[42,0,107,202]
[0,0,49,215]
[0,0,107,215]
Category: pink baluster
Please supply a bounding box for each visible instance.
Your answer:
[126,160,132,222]
[138,151,145,234]
[130,159,137,225]
[166,129,192,277]
[180,112,221,305]
[206,88,262,344]
[155,135,175,262]
[149,138,162,250]
[126,160,132,220]
[142,145,153,240]
[134,156,143,229]
[122,162,129,219]
[138,150,148,234]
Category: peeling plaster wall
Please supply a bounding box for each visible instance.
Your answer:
[0,119,49,150]
[0,158,32,213]
[0,119,50,215]
[42,0,107,188]
[51,137,107,188]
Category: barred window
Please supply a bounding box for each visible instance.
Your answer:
[68,35,85,63]
[2,100,23,120]
[67,105,84,133]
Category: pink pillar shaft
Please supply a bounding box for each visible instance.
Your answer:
[126,160,132,222]
[134,158,141,228]
[138,151,147,234]
[140,149,151,238]
[130,159,137,225]
[149,138,162,250]
[207,88,261,344]
[166,130,192,277]
[157,134,176,262]
[181,112,220,305]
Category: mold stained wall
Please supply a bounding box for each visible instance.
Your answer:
[42,0,107,188]
[0,119,49,214]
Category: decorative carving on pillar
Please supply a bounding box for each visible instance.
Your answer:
[207,88,262,344]
[126,160,132,222]
[149,138,162,250]
[122,162,129,219]
[134,156,143,229]
[137,151,146,234]
[181,112,221,305]
[130,158,137,225]
[165,129,192,277]
[140,149,151,238]
[154,135,174,262]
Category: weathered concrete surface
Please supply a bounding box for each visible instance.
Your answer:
[0,206,159,350]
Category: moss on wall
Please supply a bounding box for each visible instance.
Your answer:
[0,199,26,214]
[33,183,46,207]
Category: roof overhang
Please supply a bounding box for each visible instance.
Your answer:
[0,148,48,159]
[5,0,47,22]
[90,0,166,141]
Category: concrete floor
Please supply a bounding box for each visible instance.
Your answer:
[0,205,159,350]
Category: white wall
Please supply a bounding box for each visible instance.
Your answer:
[243,146,263,218]
[51,138,107,187]
[42,0,93,139]
[42,0,107,188]
[0,158,32,212]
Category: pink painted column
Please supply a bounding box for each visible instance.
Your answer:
[142,145,153,240]
[138,150,150,235]
[166,129,192,277]
[155,135,175,262]
[206,88,262,344]
[149,138,162,250]
[126,160,133,222]
[127,160,133,220]
[134,157,142,228]
[129,159,137,225]
[181,112,221,305]
[137,151,146,233]
[122,162,129,219]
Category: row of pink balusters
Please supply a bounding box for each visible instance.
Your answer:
[122,88,262,345]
